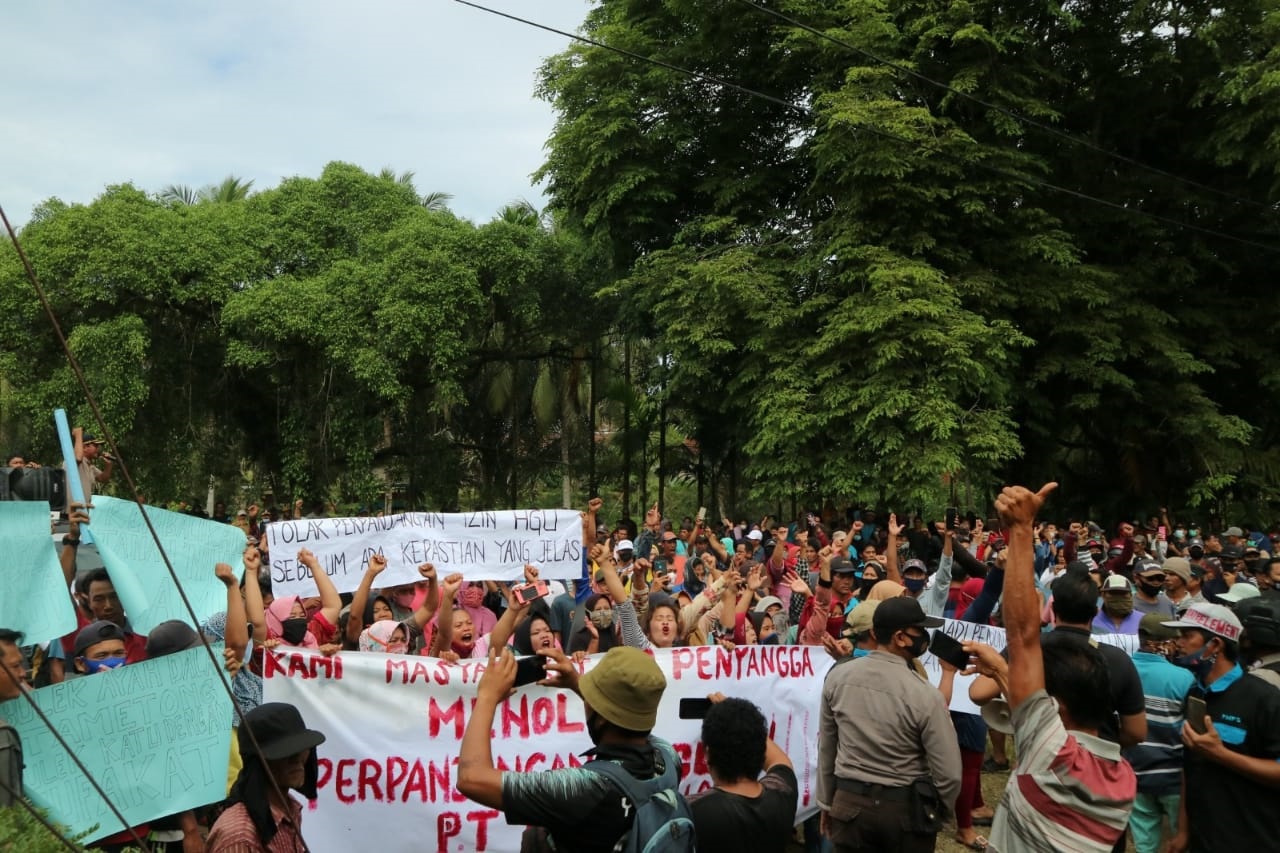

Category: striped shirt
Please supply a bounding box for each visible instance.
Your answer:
[1123,651,1194,795]
[207,800,306,853]
[988,689,1136,853]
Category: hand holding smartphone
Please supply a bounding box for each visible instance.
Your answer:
[928,630,970,670]
[1186,695,1208,734]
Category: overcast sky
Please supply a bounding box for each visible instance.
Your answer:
[0,1,590,227]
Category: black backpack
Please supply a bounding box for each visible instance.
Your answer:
[585,737,695,853]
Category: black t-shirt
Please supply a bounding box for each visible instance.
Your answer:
[1185,666,1280,851]
[501,741,675,853]
[1039,627,1145,743]
[687,765,798,853]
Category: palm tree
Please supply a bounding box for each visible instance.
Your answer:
[200,176,254,203]
[420,190,453,212]
[495,199,541,227]
[159,184,199,205]
[378,167,417,188]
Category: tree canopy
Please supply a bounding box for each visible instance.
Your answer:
[3,0,1280,524]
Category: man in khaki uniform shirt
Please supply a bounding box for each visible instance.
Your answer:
[817,596,961,852]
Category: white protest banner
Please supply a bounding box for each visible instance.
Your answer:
[263,644,832,853]
[922,619,1139,714]
[265,509,584,598]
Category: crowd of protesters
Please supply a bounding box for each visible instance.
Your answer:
[4,448,1280,852]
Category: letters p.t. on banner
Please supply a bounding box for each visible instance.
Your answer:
[263,645,833,853]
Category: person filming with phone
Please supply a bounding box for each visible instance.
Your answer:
[1161,601,1280,852]
[686,693,798,853]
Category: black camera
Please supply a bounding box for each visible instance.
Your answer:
[0,467,67,506]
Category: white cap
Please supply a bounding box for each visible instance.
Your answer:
[1218,583,1260,604]
[746,529,763,541]
[614,539,634,553]
[1100,574,1131,592]
[1162,603,1243,641]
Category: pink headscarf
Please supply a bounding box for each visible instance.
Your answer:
[265,595,319,648]
[359,620,406,654]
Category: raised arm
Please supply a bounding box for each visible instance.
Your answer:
[60,504,89,587]
[703,521,728,561]
[298,548,342,627]
[215,562,249,660]
[592,543,629,605]
[996,483,1058,710]
[884,513,904,584]
[718,571,741,630]
[739,564,765,614]
[72,426,84,463]
[583,497,602,549]
[488,566,537,652]
[408,563,439,629]
[242,545,267,643]
[346,554,388,645]
[429,573,464,656]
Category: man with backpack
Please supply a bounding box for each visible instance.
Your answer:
[458,645,694,852]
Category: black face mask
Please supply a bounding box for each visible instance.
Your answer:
[858,578,876,599]
[905,630,929,658]
[281,617,309,645]
[1137,580,1164,598]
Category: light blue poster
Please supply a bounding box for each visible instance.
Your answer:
[87,497,246,635]
[1,645,233,842]
[0,503,77,643]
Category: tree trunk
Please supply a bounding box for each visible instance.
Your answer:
[657,391,667,514]
[622,339,632,517]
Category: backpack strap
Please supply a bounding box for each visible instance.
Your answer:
[1249,667,1280,689]
[585,737,680,806]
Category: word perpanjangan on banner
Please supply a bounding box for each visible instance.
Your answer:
[265,509,584,597]
[263,644,833,853]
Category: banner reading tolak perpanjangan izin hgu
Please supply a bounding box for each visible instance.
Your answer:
[263,645,832,853]
[265,509,583,597]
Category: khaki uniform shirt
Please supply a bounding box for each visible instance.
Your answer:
[817,649,962,810]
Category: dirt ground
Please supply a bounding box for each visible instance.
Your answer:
[794,766,1152,852]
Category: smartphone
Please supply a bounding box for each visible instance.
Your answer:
[513,655,547,688]
[1186,695,1208,733]
[513,582,547,605]
[1158,526,1167,539]
[945,507,958,531]
[696,506,707,523]
[678,698,712,720]
[653,559,668,577]
[928,630,970,671]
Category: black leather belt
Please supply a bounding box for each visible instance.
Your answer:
[835,778,912,802]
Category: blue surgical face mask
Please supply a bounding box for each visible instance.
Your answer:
[83,656,126,674]
[904,577,926,594]
[1173,645,1216,683]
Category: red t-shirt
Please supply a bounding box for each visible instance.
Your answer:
[60,610,148,663]
[799,591,850,641]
